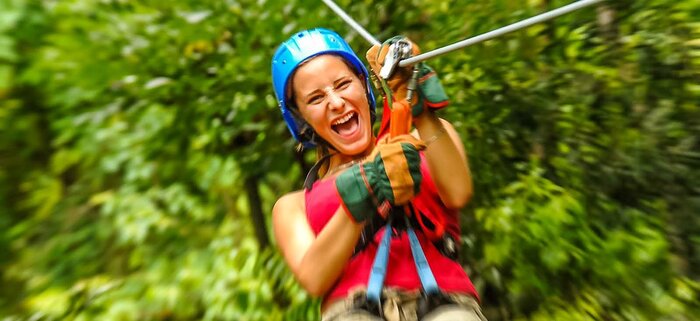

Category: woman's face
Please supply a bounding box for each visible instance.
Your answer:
[292,55,373,156]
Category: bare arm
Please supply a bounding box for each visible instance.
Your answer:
[413,111,473,209]
[272,191,364,297]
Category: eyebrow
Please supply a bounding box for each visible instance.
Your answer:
[302,89,323,101]
[300,74,353,100]
[333,75,352,85]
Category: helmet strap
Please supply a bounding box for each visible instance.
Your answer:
[303,152,333,190]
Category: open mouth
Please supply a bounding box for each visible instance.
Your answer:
[331,112,359,137]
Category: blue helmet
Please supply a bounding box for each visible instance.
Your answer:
[272,28,376,148]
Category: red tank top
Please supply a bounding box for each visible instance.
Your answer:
[305,153,478,302]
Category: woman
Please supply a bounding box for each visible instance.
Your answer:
[271,28,486,321]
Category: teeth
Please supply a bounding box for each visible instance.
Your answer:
[333,112,354,126]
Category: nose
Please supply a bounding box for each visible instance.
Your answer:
[326,90,345,111]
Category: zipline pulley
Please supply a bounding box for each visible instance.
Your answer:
[379,41,413,79]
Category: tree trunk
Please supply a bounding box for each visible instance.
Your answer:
[245,175,269,249]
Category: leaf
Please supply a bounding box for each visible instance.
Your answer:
[144,77,172,89]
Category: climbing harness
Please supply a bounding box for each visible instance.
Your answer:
[356,210,458,320]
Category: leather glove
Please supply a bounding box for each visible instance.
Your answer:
[336,135,426,222]
[366,36,449,117]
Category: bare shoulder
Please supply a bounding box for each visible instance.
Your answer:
[275,190,304,206]
[272,189,314,272]
[273,190,305,221]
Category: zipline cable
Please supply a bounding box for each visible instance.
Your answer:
[320,0,605,66]
[399,0,605,66]
[321,0,381,46]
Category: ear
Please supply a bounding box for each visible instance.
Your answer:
[298,122,315,144]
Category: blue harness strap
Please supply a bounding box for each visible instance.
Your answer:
[366,221,393,303]
[407,224,439,295]
[366,214,440,303]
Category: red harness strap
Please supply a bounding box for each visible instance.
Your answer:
[378,97,445,241]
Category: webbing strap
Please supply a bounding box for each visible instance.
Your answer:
[407,225,440,295]
[366,217,441,303]
[378,70,394,109]
[366,221,393,303]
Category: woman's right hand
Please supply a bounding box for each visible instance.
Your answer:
[366,36,421,104]
[335,134,426,222]
[366,37,450,118]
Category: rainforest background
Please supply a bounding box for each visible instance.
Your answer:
[1,0,699,320]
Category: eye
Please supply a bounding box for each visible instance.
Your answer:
[307,94,323,105]
[336,79,352,90]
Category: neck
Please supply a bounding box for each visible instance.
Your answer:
[326,137,376,173]
[327,154,358,171]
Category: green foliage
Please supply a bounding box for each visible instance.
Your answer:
[477,164,697,319]
[1,0,699,320]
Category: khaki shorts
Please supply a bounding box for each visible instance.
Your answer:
[321,289,487,321]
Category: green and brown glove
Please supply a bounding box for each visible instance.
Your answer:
[335,135,426,223]
[366,36,449,117]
